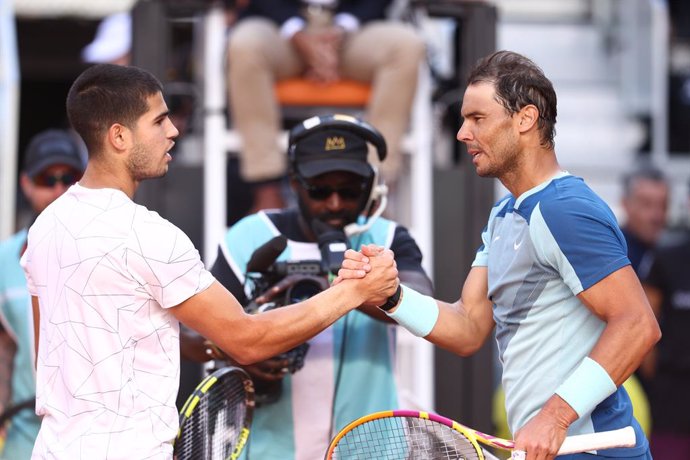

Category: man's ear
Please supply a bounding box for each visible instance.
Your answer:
[19,173,33,197]
[107,123,129,152]
[517,104,539,134]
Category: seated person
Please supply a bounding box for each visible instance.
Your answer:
[227,0,426,212]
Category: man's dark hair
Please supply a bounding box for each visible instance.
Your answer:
[66,64,163,154]
[467,50,558,149]
[622,163,668,197]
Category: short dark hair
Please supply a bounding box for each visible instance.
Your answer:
[622,163,668,197]
[66,64,163,154]
[467,50,557,149]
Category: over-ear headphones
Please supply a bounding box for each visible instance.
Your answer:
[287,114,389,237]
[287,114,387,170]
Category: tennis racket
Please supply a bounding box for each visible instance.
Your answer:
[325,410,636,460]
[174,366,254,460]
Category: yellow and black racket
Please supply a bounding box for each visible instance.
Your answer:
[325,410,636,460]
[174,366,254,460]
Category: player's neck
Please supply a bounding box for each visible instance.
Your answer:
[78,162,137,199]
[501,151,561,197]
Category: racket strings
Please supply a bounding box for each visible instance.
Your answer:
[175,374,249,460]
[331,417,481,460]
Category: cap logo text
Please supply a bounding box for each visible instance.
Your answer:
[325,136,346,151]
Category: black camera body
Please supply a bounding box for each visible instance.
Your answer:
[244,261,329,406]
[243,258,331,406]
[243,225,349,405]
[246,260,329,312]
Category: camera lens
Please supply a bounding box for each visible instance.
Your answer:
[285,278,324,303]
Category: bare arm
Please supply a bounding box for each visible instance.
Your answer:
[422,266,495,355]
[31,296,40,370]
[339,249,495,351]
[0,328,16,417]
[171,250,398,365]
[580,266,660,384]
[179,325,218,363]
[513,265,661,458]
[638,283,663,379]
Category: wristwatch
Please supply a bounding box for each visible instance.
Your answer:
[378,284,402,311]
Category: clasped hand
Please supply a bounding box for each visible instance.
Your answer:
[334,244,399,306]
[291,27,344,83]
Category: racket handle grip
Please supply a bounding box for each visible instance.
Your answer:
[510,426,636,458]
[558,426,636,454]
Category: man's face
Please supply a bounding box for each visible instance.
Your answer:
[127,92,179,181]
[21,164,83,213]
[294,171,369,230]
[457,82,522,178]
[622,178,669,244]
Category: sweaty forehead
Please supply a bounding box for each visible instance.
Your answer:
[461,82,501,116]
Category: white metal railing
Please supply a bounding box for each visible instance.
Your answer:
[614,0,669,163]
[201,4,227,266]
[12,0,136,19]
[649,0,669,165]
[0,0,20,240]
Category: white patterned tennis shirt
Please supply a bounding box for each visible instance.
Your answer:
[21,184,214,460]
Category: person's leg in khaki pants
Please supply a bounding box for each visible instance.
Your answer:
[341,22,426,184]
[227,18,304,211]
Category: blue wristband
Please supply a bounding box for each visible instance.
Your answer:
[555,357,616,418]
[386,285,439,337]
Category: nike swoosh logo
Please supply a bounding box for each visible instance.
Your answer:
[514,241,523,250]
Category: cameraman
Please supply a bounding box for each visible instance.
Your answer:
[210,114,433,459]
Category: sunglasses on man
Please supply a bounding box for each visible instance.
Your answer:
[297,176,367,201]
[32,170,83,188]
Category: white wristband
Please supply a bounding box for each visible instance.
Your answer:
[386,285,439,337]
[555,357,616,417]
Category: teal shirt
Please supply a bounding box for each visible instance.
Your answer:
[0,229,40,460]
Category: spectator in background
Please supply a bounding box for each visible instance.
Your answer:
[616,164,669,430]
[208,114,433,459]
[620,165,669,274]
[0,129,86,460]
[639,179,690,459]
[227,0,426,212]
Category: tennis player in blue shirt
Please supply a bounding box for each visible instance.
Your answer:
[341,50,661,460]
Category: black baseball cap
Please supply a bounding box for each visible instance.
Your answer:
[292,128,374,179]
[23,129,86,178]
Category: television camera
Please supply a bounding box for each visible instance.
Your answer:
[242,221,348,404]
